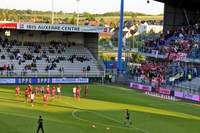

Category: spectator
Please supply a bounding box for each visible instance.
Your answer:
[108,73,112,83]
[87,65,91,71]
[82,67,86,72]
[7,64,10,71]
[11,64,14,70]
[3,65,6,70]
[1,54,5,59]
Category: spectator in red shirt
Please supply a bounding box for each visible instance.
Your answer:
[3,65,6,70]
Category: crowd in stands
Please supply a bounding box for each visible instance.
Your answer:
[82,65,91,72]
[129,59,200,87]
[68,55,91,63]
[0,36,93,76]
[140,24,200,59]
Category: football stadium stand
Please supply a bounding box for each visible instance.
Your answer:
[0,39,104,77]
[0,22,106,78]
[133,24,200,96]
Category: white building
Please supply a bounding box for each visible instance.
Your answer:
[138,22,163,33]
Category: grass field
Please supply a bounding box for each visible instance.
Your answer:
[0,83,200,133]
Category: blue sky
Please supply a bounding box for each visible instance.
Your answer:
[0,0,164,15]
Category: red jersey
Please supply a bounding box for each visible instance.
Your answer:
[52,89,56,95]
[47,87,50,93]
[28,85,32,92]
[16,87,20,92]
[25,89,29,95]
[77,88,80,94]
[43,94,47,101]
[41,86,44,91]
[35,87,39,92]
[29,85,32,90]
[84,87,87,93]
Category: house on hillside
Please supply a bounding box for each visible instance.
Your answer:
[138,22,163,33]
[88,21,100,26]
[99,32,112,39]
[79,20,89,25]
[104,20,118,28]
[111,26,136,42]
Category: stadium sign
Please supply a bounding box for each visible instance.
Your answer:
[175,91,200,102]
[0,78,15,84]
[17,23,104,33]
[0,23,17,29]
[52,78,89,83]
[0,22,106,33]
[16,78,52,84]
[156,88,171,95]
[19,23,80,32]
[130,82,152,91]
[0,78,89,84]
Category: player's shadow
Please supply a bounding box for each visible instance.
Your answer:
[0,97,77,110]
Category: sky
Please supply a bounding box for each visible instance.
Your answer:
[0,0,164,15]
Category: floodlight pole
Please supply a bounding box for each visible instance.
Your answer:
[52,0,54,24]
[118,0,124,74]
[76,0,80,26]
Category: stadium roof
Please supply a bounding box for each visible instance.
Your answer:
[155,0,200,9]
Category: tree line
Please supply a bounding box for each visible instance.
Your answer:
[0,8,162,24]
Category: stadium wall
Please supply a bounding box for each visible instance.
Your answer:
[0,30,85,45]
[84,33,98,59]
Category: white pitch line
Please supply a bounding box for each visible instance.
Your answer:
[72,109,135,130]
[149,102,200,112]
[58,99,149,133]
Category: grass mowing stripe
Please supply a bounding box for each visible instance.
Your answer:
[58,99,150,133]
[1,84,200,133]
[72,109,149,133]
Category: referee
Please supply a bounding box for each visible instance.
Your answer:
[37,115,44,133]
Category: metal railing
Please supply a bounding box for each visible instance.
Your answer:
[129,74,200,95]
[0,70,105,78]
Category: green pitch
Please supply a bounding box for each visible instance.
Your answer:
[0,84,200,133]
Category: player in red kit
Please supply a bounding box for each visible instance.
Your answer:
[84,85,88,98]
[76,86,81,100]
[51,87,56,101]
[24,88,29,102]
[28,84,33,94]
[15,86,20,98]
[46,85,51,97]
[40,85,45,94]
[34,86,39,97]
[42,93,48,106]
